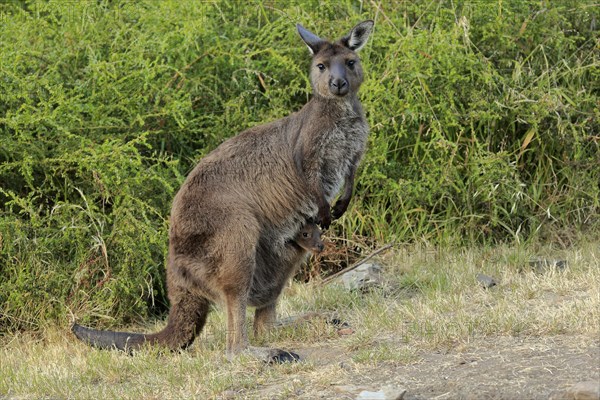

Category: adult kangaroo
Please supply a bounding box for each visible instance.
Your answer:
[72,20,373,362]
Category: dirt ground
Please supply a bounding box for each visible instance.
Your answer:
[246,335,599,400]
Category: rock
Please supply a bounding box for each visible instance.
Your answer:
[334,385,406,400]
[356,386,407,400]
[528,258,568,273]
[338,361,352,371]
[341,263,384,292]
[476,273,497,289]
[356,390,386,400]
[565,381,600,400]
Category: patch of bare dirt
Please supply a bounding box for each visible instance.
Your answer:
[248,335,599,399]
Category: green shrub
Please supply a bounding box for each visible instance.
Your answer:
[0,0,597,331]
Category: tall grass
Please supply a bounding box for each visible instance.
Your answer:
[0,0,598,331]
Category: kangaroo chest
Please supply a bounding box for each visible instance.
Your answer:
[318,117,368,202]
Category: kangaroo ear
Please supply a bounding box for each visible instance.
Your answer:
[340,20,374,51]
[297,24,325,55]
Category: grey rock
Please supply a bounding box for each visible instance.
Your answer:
[565,381,600,400]
[356,386,407,400]
[341,263,384,292]
[476,273,497,289]
[356,390,386,400]
[334,384,406,400]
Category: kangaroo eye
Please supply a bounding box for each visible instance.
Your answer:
[347,60,356,68]
[316,63,325,71]
[302,232,309,238]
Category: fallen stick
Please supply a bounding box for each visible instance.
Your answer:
[321,243,394,285]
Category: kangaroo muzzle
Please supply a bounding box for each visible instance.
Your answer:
[328,63,349,96]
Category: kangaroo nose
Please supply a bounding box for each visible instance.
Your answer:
[317,243,325,253]
[329,78,348,95]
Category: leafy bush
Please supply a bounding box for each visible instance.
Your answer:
[1,0,598,331]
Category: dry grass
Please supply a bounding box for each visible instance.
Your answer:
[1,240,598,399]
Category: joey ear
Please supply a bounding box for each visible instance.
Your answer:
[297,23,325,55]
[340,20,374,51]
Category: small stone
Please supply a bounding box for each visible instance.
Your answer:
[339,361,351,370]
[357,390,386,400]
[336,385,407,400]
[356,386,406,400]
[476,273,497,289]
[382,386,407,400]
[565,381,600,400]
[341,263,384,292]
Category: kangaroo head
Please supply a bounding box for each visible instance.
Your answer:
[297,20,374,99]
[295,222,325,254]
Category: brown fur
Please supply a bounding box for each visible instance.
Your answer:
[72,20,373,362]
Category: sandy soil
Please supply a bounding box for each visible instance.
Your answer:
[244,335,599,399]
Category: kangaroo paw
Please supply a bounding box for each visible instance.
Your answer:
[268,349,301,364]
[245,346,301,364]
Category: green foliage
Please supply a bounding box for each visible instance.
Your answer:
[1,0,598,331]
[345,0,599,243]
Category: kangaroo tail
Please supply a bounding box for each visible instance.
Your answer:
[71,323,146,352]
[72,292,211,352]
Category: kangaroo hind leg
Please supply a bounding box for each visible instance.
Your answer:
[254,303,277,338]
[145,288,211,351]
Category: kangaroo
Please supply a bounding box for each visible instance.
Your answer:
[252,221,324,336]
[293,221,324,254]
[72,20,373,363]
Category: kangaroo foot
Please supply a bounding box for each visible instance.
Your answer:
[269,349,301,364]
